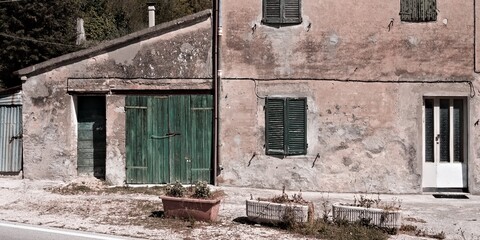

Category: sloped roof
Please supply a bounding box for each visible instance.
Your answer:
[15,10,212,78]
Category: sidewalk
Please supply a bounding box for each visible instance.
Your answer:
[221,186,480,239]
[0,178,478,239]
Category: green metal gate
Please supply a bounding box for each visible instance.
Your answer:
[126,95,213,184]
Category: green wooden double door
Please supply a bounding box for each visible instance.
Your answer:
[126,95,213,184]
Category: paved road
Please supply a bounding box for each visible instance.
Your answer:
[0,221,139,240]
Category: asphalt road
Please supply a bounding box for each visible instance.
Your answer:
[0,221,139,240]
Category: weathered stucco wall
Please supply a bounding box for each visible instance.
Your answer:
[218,1,480,193]
[22,16,212,183]
[219,80,476,193]
[222,0,473,81]
[105,95,126,185]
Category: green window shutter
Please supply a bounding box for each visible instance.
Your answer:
[400,0,436,22]
[263,0,282,24]
[424,0,437,21]
[263,0,301,24]
[400,0,410,21]
[266,98,286,155]
[283,0,302,24]
[286,98,307,155]
[266,97,307,156]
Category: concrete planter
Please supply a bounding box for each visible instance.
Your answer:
[160,196,222,221]
[332,203,402,229]
[246,199,312,224]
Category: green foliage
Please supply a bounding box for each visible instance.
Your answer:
[0,0,212,88]
[291,219,390,240]
[156,0,212,25]
[0,0,81,87]
[192,181,211,199]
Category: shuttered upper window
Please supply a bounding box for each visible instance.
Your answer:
[265,97,307,156]
[400,0,437,22]
[263,0,302,25]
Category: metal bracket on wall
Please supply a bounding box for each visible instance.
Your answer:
[312,153,320,168]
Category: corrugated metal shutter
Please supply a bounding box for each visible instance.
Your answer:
[400,0,436,22]
[0,92,22,106]
[0,105,22,172]
[286,98,307,155]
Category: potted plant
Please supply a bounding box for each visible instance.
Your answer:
[160,181,223,221]
[332,195,402,230]
[246,186,314,225]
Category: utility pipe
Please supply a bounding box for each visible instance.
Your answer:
[213,0,222,184]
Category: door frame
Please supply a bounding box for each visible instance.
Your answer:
[421,95,469,192]
[74,95,107,179]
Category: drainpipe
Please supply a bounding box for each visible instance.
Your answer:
[147,1,156,27]
[213,0,222,185]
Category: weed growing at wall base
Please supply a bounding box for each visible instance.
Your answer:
[289,218,389,240]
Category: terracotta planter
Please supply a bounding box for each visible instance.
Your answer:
[246,199,313,224]
[332,203,402,229]
[160,196,222,221]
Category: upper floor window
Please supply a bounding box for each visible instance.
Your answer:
[262,0,302,25]
[400,0,437,22]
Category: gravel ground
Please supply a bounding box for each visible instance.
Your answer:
[0,177,478,240]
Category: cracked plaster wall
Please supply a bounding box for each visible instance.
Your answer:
[218,1,480,193]
[22,18,212,183]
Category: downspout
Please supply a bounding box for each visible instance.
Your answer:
[213,0,222,185]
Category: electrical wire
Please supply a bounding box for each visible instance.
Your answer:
[253,80,266,99]
[0,33,75,47]
[0,0,22,3]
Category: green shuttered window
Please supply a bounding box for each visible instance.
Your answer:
[400,0,437,22]
[266,97,307,155]
[263,0,302,24]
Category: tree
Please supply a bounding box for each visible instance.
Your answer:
[0,0,212,88]
[0,0,80,87]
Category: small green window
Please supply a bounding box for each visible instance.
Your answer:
[265,97,307,156]
[263,0,302,25]
[400,0,437,22]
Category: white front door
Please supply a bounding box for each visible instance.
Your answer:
[422,98,468,189]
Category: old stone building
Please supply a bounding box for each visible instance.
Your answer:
[13,0,480,194]
[16,10,215,185]
[216,0,480,194]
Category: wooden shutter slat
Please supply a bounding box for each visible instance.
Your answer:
[284,0,300,18]
[266,98,286,155]
[286,98,307,155]
[425,0,437,21]
[400,0,436,22]
[264,0,282,23]
[263,0,301,24]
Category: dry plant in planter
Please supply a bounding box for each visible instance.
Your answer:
[246,186,314,226]
[332,194,402,230]
[160,181,224,222]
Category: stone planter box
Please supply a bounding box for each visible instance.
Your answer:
[246,199,312,224]
[160,196,221,221]
[332,203,402,229]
